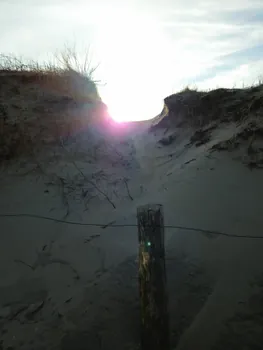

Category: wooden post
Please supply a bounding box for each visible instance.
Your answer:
[137,204,170,350]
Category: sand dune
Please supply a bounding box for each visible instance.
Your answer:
[1,70,263,349]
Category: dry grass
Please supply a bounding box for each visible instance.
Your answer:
[0,49,131,216]
[0,48,106,163]
[154,82,263,130]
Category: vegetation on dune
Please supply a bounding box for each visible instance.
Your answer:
[151,83,263,171]
[0,47,108,163]
[0,47,136,217]
[152,83,263,130]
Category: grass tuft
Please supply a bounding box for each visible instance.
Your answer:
[158,81,263,129]
[0,46,107,163]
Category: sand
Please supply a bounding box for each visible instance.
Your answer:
[1,117,263,350]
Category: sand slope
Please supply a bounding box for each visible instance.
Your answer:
[1,114,263,350]
[1,79,263,349]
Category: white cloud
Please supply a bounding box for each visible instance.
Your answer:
[197,60,263,90]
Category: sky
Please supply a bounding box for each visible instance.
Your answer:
[1,0,263,121]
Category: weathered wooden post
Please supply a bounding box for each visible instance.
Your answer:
[137,204,170,350]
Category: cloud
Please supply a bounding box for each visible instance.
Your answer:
[197,60,263,90]
[153,2,263,92]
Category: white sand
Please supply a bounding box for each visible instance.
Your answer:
[1,119,263,350]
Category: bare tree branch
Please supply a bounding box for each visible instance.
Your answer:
[61,143,116,209]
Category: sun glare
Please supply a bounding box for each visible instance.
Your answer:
[105,98,164,123]
[93,6,174,122]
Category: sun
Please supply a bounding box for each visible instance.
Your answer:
[99,88,165,122]
[93,6,174,122]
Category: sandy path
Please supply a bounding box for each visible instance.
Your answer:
[1,124,263,349]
